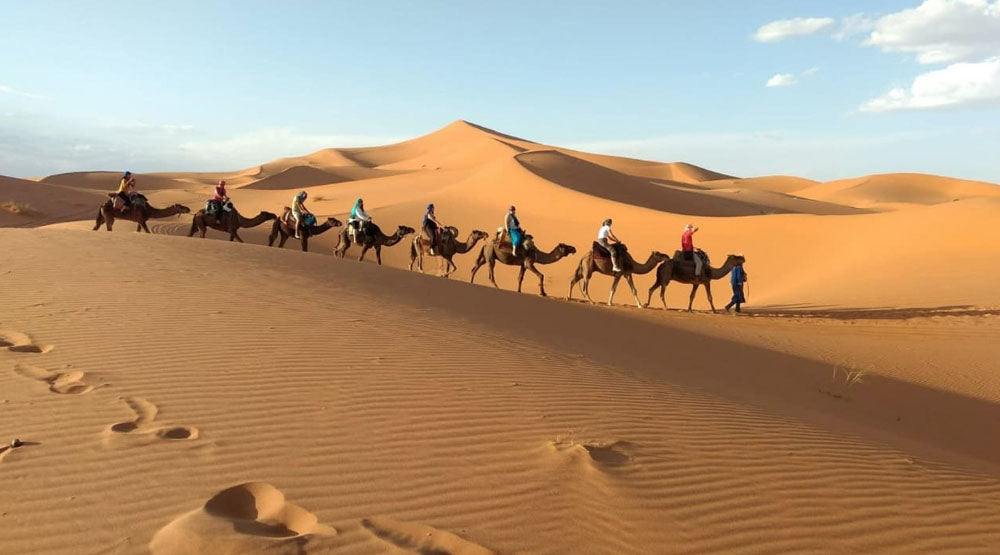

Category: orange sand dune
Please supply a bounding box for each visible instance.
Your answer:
[3,229,1000,554]
[1,174,107,227]
[241,164,408,190]
[701,175,819,194]
[4,120,1000,553]
[798,172,1000,209]
[41,171,188,191]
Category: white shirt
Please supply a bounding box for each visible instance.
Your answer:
[597,224,611,240]
[351,208,370,222]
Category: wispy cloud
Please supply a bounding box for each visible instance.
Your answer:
[103,121,196,133]
[0,84,43,99]
[766,73,798,87]
[861,56,1000,111]
[752,17,835,42]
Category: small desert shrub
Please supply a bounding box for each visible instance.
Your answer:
[1,201,36,216]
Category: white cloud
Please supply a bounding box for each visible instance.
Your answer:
[865,0,1000,64]
[0,84,43,99]
[860,56,1000,111]
[0,112,404,176]
[802,66,820,76]
[104,121,196,133]
[753,17,835,42]
[833,13,877,41]
[766,73,798,87]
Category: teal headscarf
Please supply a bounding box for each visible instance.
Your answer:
[351,198,362,219]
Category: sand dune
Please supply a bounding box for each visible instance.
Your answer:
[2,229,1000,554]
[0,174,108,227]
[700,175,819,194]
[241,164,406,190]
[797,172,1000,209]
[3,120,1000,553]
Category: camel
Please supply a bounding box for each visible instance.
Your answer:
[267,208,342,252]
[569,244,669,308]
[409,226,489,277]
[646,252,747,312]
[188,206,277,242]
[469,236,576,296]
[93,193,190,233]
[333,223,415,265]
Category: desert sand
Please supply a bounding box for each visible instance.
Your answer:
[2,120,999,553]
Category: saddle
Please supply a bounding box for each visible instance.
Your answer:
[279,207,315,228]
[592,241,627,260]
[107,192,147,212]
[672,250,710,276]
[205,200,232,220]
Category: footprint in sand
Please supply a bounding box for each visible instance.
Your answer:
[149,482,494,555]
[14,364,97,395]
[0,330,54,354]
[359,517,494,554]
[105,397,199,444]
[547,438,635,471]
[149,482,335,554]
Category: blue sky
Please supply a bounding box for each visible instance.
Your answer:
[1,0,998,181]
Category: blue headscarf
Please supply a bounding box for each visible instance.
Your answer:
[351,198,362,219]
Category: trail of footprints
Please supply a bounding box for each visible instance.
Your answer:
[4,329,199,452]
[7,328,491,552]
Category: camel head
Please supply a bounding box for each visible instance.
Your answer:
[325,217,343,227]
[397,225,416,236]
[472,230,489,241]
[557,243,577,256]
[175,204,192,214]
[651,251,670,262]
[261,211,278,220]
[726,254,747,266]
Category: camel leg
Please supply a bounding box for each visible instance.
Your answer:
[517,266,527,293]
[375,246,382,266]
[139,220,151,233]
[705,282,717,313]
[526,261,546,296]
[136,223,142,233]
[93,209,104,231]
[301,236,309,252]
[359,245,369,262]
[626,274,642,309]
[278,233,288,248]
[408,243,417,271]
[688,284,700,312]
[470,253,484,283]
[609,274,622,306]
[487,259,499,289]
[581,267,596,304]
[188,220,198,237]
[233,231,244,243]
[660,283,669,310]
[568,264,583,300]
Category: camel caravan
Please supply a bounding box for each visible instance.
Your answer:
[95,176,749,313]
